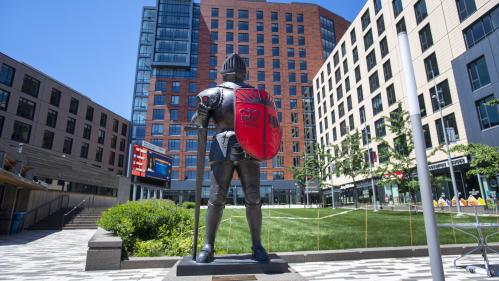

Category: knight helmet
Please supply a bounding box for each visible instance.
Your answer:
[221,53,246,82]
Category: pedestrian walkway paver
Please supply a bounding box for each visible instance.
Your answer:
[1,229,498,280]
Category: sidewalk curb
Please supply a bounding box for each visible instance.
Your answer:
[85,228,499,270]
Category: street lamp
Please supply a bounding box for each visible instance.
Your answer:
[304,152,310,208]
[431,72,462,216]
[363,126,378,212]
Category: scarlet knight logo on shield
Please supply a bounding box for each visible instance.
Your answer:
[234,88,282,161]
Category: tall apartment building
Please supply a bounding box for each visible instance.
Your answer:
[0,52,131,197]
[130,0,349,200]
[313,0,499,205]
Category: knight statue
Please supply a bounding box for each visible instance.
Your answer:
[191,53,281,263]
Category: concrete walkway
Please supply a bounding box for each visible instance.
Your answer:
[1,229,498,280]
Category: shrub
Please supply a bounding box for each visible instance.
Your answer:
[181,201,196,209]
[97,199,193,256]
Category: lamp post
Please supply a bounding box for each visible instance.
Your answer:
[304,152,310,208]
[398,32,444,281]
[363,126,378,212]
[431,74,462,216]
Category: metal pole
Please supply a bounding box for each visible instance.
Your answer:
[398,32,445,281]
[433,84,462,216]
[305,153,310,208]
[364,126,378,211]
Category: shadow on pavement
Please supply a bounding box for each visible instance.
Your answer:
[0,230,60,246]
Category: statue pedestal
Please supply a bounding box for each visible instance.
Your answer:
[175,254,289,276]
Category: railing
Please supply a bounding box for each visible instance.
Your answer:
[60,197,90,228]
[24,194,69,228]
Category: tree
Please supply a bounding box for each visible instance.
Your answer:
[374,104,419,203]
[333,130,367,208]
[452,143,499,180]
[291,145,333,189]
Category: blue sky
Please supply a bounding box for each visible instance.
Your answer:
[1,0,365,119]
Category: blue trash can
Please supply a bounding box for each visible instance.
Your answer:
[9,212,27,235]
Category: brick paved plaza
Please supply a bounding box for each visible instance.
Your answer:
[1,229,498,280]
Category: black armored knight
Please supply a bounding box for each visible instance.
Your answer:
[191,53,281,263]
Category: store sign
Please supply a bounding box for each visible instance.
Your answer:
[428,156,468,171]
[141,140,166,154]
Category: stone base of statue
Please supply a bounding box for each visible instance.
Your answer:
[176,254,288,276]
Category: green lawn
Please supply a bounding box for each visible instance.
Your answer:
[196,207,499,254]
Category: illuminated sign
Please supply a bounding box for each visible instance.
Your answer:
[131,144,172,181]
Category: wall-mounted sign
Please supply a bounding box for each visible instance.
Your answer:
[131,144,172,181]
[428,156,468,171]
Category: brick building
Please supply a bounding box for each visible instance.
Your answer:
[130,0,349,203]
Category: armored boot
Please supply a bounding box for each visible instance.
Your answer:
[246,203,269,263]
[196,202,224,263]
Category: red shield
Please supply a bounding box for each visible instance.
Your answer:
[234,88,281,161]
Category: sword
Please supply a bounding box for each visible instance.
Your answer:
[185,121,208,261]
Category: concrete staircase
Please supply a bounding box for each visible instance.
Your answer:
[63,208,108,229]
[27,207,108,230]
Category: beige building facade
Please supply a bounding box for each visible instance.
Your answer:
[313,0,499,204]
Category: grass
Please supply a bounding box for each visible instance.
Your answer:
[195,207,499,254]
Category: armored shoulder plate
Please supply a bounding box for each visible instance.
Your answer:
[197,87,222,110]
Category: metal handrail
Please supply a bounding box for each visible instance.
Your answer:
[25,194,69,225]
[61,197,89,228]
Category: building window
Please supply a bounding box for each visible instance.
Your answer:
[238,33,249,42]
[375,118,386,137]
[0,63,15,87]
[386,84,397,105]
[118,155,124,168]
[383,60,393,81]
[11,121,31,143]
[463,7,499,48]
[376,15,385,35]
[211,7,218,17]
[414,0,428,24]
[226,20,234,30]
[273,72,280,82]
[419,24,433,52]
[112,119,119,133]
[154,95,166,106]
[83,124,92,140]
[297,25,304,34]
[239,21,249,30]
[287,35,294,45]
[366,50,376,71]
[476,95,499,129]
[357,86,364,102]
[108,151,115,165]
[372,94,383,115]
[361,10,371,30]
[69,97,79,115]
[209,69,217,80]
[151,124,163,135]
[362,126,371,144]
[424,53,440,81]
[63,137,73,154]
[396,17,407,33]
[379,37,389,58]
[257,71,265,82]
[456,0,477,21]
[298,36,305,46]
[42,130,54,150]
[363,29,374,51]
[418,94,427,117]
[171,95,180,105]
[467,56,491,91]
[352,47,359,63]
[121,124,128,137]
[152,109,164,120]
[101,113,108,128]
[287,48,295,58]
[239,9,248,18]
[16,98,36,120]
[186,140,197,151]
[169,124,181,136]
[299,48,306,58]
[0,89,10,111]
[286,24,293,33]
[50,88,61,107]
[119,139,126,151]
[378,143,389,163]
[188,82,197,93]
[21,75,40,97]
[98,129,105,144]
[392,0,403,17]
[369,71,380,93]
[80,143,89,158]
[66,117,76,134]
[271,23,279,33]
[211,19,218,29]
[359,106,366,124]
[257,34,264,44]
[374,0,383,13]
[430,80,452,111]
[95,147,103,162]
[297,13,303,22]
[271,11,278,21]
[227,8,234,18]
[155,80,166,92]
[86,106,94,122]
[226,44,233,54]
[111,135,117,149]
[172,81,180,92]
[273,85,281,95]
[238,45,249,55]
[46,109,58,128]
[435,113,459,143]
[290,99,297,109]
